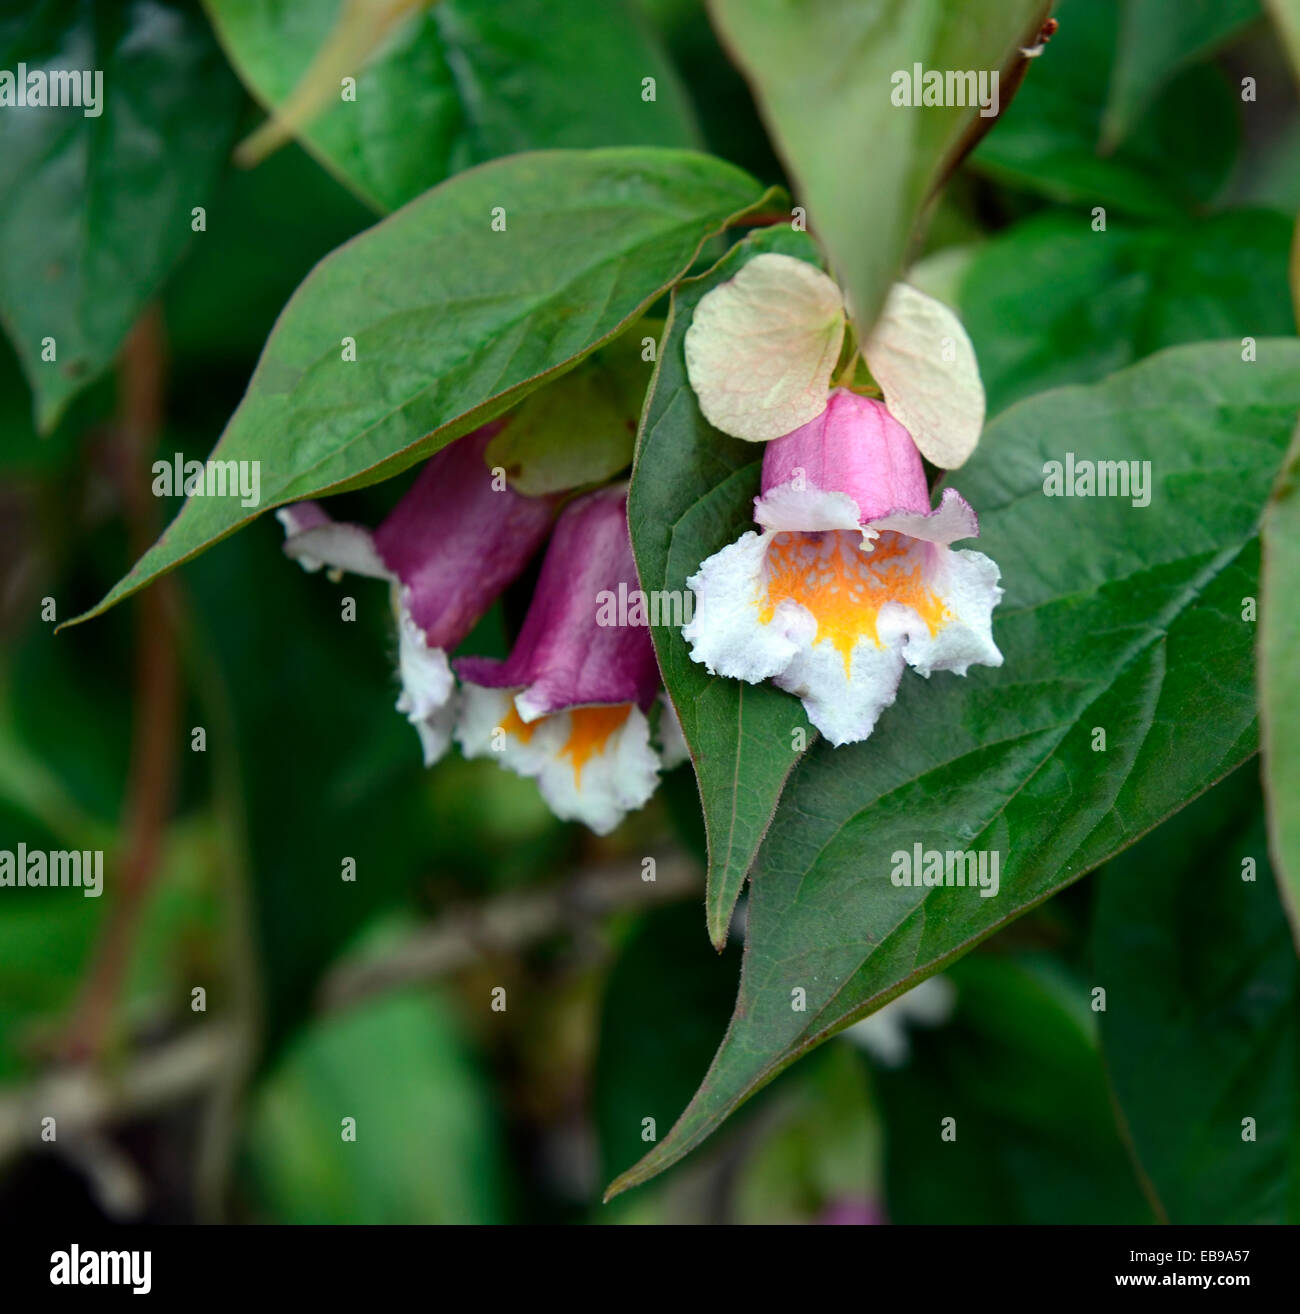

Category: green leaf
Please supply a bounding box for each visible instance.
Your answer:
[67,148,770,628]
[705,0,1048,332]
[0,0,242,431]
[609,338,1300,1196]
[0,334,106,476]
[629,226,824,950]
[973,0,1238,218]
[958,209,1296,414]
[206,0,700,212]
[486,321,659,496]
[1261,423,1300,946]
[1092,768,1299,1222]
[242,990,505,1222]
[1101,0,1260,151]
[876,956,1155,1223]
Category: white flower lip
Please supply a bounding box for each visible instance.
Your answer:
[533,702,660,837]
[278,507,462,767]
[683,482,1003,747]
[680,250,1000,745]
[753,485,864,535]
[276,505,389,578]
[454,686,661,836]
[394,605,458,767]
[844,977,957,1067]
[275,428,556,769]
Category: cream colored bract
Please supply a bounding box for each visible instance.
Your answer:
[863,282,985,470]
[684,252,845,442]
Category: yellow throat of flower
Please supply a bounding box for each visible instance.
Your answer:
[497,702,633,785]
[760,529,948,676]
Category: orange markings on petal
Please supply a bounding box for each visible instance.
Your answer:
[759,529,948,676]
[560,703,632,785]
[496,702,632,785]
[496,703,537,744]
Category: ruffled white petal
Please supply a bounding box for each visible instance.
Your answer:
[683,531,811,683]
[455,690,661,836]
[276,509,390,579]
[867,487,978,545]
[454,683,564,777]
[394,608,457,766]
[774,629,906,746]
[533,704,660,836]
[754,484,864,536]
[683,520,1003,746]
[883,547,1003,678]
[453,682,507,759]
[684,253,844,442]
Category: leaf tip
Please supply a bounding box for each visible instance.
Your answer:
[706,915,729,953]
[601,1167,642,1203]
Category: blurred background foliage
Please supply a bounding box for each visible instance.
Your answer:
[0,0,1296,1224]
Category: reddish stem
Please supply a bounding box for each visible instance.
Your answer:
[62,306,180,1064]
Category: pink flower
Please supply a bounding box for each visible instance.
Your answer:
[683,390,1002,746]
[454,484,672,835]
[277,425,556,764]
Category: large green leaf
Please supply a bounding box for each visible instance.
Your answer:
[973,0,1238,218]
[206,0,699,213]
[1261,424,1300,945]
[1093,768,1299,1222]
[67,148,769,628]
[0,0,242,430]
[1101,0,1260,151]
[876,956,1155,1223]
[706,0,1048,333]
[610,339,1300,1195]
[959,209,1296,414]
[629,226,823,949]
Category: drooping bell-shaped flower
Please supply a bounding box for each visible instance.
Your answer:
[682,390,1003,746]
[278,425,556,765]
[454,483,668,835]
